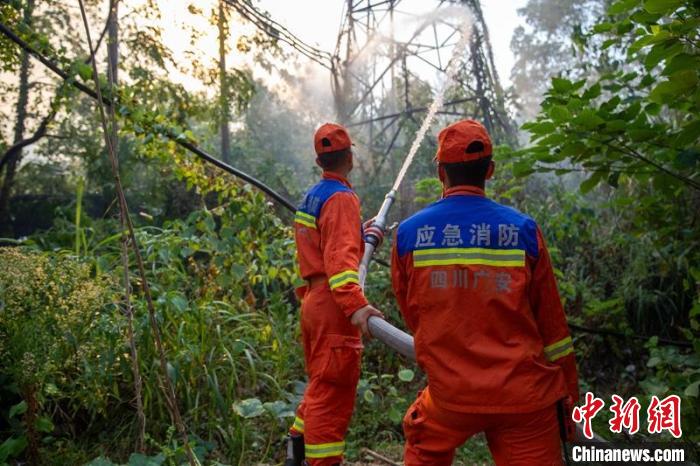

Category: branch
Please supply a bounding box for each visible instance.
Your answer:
[0,106,55,171]
[76,1,196,463]
[0,21,297,213]
[569,323,692,348]
[607,141,700,191]
[0,0,116,173]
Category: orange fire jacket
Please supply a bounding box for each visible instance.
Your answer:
[294,172,368,317]
[391,186,578,414]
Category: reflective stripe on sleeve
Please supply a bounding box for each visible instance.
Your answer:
[291,416,304,433]
[544,336,574,362]
[305,441,345,458]
[328,270,360,289]
[413,247,525,268]
[294,210,317,229]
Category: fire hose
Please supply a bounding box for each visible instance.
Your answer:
[358,190,417,361]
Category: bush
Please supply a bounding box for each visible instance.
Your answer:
[0,247,116,464]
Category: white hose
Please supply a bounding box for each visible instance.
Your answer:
[367,316,415,361]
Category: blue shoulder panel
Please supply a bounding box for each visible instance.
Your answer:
[396,195,539,258]
[297,179,352,219]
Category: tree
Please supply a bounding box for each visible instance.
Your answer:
[514,2,699,432]
[217,0,231,164]
[0,0,34,235]
[510,0,609,121]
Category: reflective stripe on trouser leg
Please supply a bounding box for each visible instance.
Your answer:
[301,377,357,465]
[305,440,345,458]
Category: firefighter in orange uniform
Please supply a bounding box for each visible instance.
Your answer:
[391,120,579,465]
[286,123,383,466]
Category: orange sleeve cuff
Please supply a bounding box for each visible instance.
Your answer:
[332,283,369,317]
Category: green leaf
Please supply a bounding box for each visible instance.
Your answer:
[593,22,615,33]
[9,401,26,418]
[608,0,640,15]
[0,436,27,462]
[75,61,93,81]
[641,380,670,396]
[44,383,60,396]
[539,133,567,146]
[663,54,700,76]
[526,121,557,135]
[363,389,375,403]
[552,77,573,93]
[628,129,656,142]
[233,398,265,418]
[648,71,698,103]
[582,83,602,100]
[398,368,415,382]
[35,416,54,433]
[580,172,603,194]
[512,159,536,177]
[602,38,618,50]
[645,42,681,71]
[263,400,295,418]
[127,453,166,466]
[388,406,403,423]
[169,294,188,312]
[559,142,587,157]
[629,34,653,53]
[573,109,605,130]
[643,0,683,14]
[549,105,571,122]
[605,120,627,132]
[685,381,700,398]
[675,120,700,146]
[647,356,661,367]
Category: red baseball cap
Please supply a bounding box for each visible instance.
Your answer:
[435,119,493,164]
[314,123,353,155]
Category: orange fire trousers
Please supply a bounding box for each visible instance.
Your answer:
[403,388,563,466]
[290,282,362,465]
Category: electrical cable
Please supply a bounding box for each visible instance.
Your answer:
[224,0,333,69]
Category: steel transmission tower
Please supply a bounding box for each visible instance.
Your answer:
[332,1,512,143]
[330,0,513,213]
[228,0,513,212]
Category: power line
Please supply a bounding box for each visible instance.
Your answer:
[224,0,333,70]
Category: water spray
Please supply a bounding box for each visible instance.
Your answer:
[360,17,473,359]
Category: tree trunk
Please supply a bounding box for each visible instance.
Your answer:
[218,0,231,164]
[107,0,119,158]
[22,383,40,465]
[0,0,34,235]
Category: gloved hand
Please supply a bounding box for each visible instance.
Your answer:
[363,218,385,248]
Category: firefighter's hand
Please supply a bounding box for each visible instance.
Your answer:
[363,218,385,248]
[350,305,384,338]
